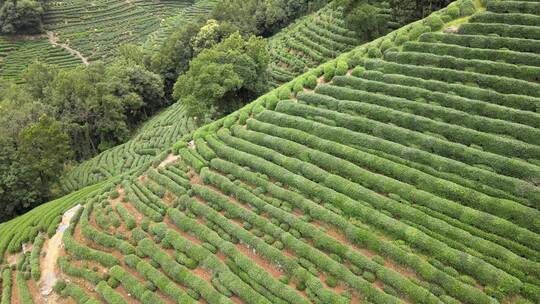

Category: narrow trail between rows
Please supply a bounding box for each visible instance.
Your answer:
[39,204,82,304]
[47,31,89,65]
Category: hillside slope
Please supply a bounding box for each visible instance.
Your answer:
[0,36,82,83]
[58,0,368,194]
[1,0,540,303]
[267,2,397,87]
[0,0,217,82]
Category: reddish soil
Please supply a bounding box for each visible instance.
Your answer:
[192,267,213,285]
[26,278,41,303]
[189,171,203,185]
[230,295,244,304]
[319,272,355,298]
[138,174,148,184]
[109,187,126,205]
[114,285,139,304]
[121,200,145,224]
[11,271,20,304]
[234,244,283,279]
[163,218,204,246]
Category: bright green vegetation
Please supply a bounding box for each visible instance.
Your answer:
[1,0,540,303]
[43,0,217,61]
[59,102,197,193]
[58,0,360,194]
[143,0,219,51]
[0,180,108,262]
[267,2,396,87]
[0,37,80,83]
[0,0,217,82]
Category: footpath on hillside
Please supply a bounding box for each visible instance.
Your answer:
[39,204,82,304]
[47,31,89,65]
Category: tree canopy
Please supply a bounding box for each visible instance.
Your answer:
[0,0,44,34]
[173,32,269,120]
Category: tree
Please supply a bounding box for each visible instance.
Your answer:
[0,110,69,222]
[19,114,72,188]
[0,0,43,34]
[150,20,203,90]
[173,32,269,120]
[211,0,328,37]
[106,59,165,128]
[389,0,452,25]
[0,136,41,220]
[22,61,59,99]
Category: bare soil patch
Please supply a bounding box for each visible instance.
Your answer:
[158,154,179,168]
[39,204,82,303]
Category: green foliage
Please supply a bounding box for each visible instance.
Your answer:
[15,271,34,304]
[29,234,44,280]
[96,281,128,304]
[390,0,453,26]
[53,280,66,294]
[0,0,43,34]
[425,15,445,31]
[58,257,103,285]
[1,268,12,304]
[61,283,101,304]
[173,32,269,120]
[109,265,165,304]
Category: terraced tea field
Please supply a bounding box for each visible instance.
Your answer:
[267,2,397,87]
[43,0,217,61]
[0,37,81,83]
[59,102,198,193]
[1,0,539,303]
[58,0,362,194]
[0,0,217,81]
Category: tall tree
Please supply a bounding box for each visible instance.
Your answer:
[173,32,269,120]
[0,0,43,34]
[19,114,72,190]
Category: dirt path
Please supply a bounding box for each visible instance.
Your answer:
[158,153,179,168]
[39,204,82,304]
[46,31,89,65]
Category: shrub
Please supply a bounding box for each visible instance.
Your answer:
[362,271,376,283]
[53,280,66,294]
[323,63,335,82]
[335,61,348,76]
[304,74,318,90]
[459,0,476,16]
[1,269,12,303]
[325,275,338,288]
[372,256,385,265]
[96,281,128,304]
[425,15,444,31]
[109,190,120,200]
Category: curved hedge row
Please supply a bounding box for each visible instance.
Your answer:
[207,131,522,298]
[95,281,128,304]
[109,265,165,304]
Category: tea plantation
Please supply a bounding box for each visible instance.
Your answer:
[58,0,368,194]
[267,2,397,87]
[1,0,539,303]
[0,0,217,81]
[0,37,81,83]
[43,0,217,60]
